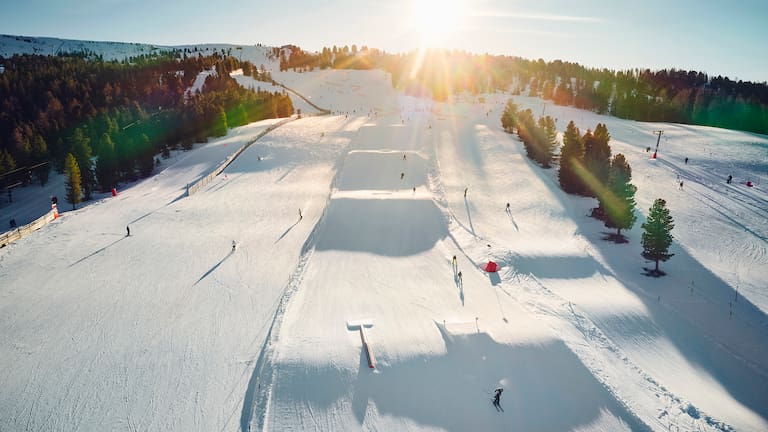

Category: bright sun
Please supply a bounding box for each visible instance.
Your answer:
[409,0,466,46]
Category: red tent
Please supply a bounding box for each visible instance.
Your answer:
[484,261,498,272]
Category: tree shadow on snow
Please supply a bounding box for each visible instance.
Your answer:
[519,149,768,423]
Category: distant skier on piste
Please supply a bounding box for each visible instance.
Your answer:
[493,387,503,410]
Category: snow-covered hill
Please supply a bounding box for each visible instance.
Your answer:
[1,61,766,432]
[0,34,171,60]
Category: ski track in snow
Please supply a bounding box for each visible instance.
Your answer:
[246,117,357,432]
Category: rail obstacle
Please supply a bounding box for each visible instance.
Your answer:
[347,320,376,369]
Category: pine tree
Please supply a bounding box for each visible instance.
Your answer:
[559,120,585,194]
[214,107,228,136]
[69,128,95,201]
[603,154,637,239]
[538,115,558,168]
[592,123,612,182]
[516,109,537,161]
[583,123,612,197]
[642,198,675,275]
[95,133,117,192]
[64,153,82,210]
[501,100,518,133]
[0,149,16,175]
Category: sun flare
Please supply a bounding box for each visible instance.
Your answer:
[409,0,466,46]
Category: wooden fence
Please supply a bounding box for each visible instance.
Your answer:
[186,117,295,196]
[0,209,56,248]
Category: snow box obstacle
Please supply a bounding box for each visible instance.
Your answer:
[347,320,376,369]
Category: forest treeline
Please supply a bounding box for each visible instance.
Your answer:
[0,50,293,197]
[278,46,767,135]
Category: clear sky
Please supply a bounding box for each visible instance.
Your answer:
[2,0,766,82]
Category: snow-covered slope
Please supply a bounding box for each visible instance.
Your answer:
[1,67,766,432]
[0,35,279,65]
[0,34,171,60]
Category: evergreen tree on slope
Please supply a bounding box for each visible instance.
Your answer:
[603,154,637,239]
[641,198,675,275]
[65,153,82,210]
[559,120,585,194]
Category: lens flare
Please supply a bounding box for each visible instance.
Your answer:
[409,0,467,46]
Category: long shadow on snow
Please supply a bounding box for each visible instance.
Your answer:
[69,236,127,267]
[269,323,648,431]
[518,144,768,423]
[194,251,233,286]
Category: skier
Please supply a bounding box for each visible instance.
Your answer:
[299,208,303,220]
[506,203,510,212]
[232,240,237,252]
[679,181,684,190]
[401,172,405,180]
[464,187,468,197]
[452,255,457,267]
[412,187,416,194]
[458,271,463,285]
[403,154,407,160]
[493,387,504,408]
[727,175,733,184]
[126,226,130,237]
[685,157,689,164]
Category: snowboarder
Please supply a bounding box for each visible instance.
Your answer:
[464,187,468,197]
[299,208,303,220]
[232,240,237,252]
[493,387,504,408]
[727,175,733,184]
[126,226,130,236]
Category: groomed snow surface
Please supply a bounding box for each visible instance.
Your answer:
[1,67,767,432]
